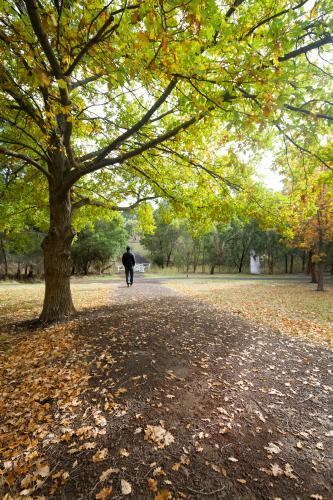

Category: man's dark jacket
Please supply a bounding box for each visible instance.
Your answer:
[122,250,135,268]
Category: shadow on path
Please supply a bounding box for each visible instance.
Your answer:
[39,281,333,498]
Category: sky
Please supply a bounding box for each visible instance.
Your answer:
[255,153,284,192]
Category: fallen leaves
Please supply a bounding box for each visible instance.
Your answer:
[96,486,113,499]
[92,448,108,463]
[261,462,297,479]
[99,468,119,482]
[264,442,281,455]
[144,423,174,449]
[120,478,132,495]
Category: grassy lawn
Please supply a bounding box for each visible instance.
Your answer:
[166,279,333,347]
[0,282,114,328]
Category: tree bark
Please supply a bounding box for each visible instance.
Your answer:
[308,251,318,283]
[238,251,245,273]
[316,261,324,291]
[16,263,21,280]
[302,251,306,273]
[40,188,76,322]
[289,254,294,274]
[0,237,8,278]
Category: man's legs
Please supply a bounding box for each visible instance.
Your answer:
[125,267,130,286]
[129,267,134,285]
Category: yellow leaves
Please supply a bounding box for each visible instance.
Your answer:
[92,448,108,463]
[95,487,113,499]
[35,464,50,478]
[154,490,172,500]
[36,70,50,87]
[148,477,158,492]
[57,79,67,89]
[119,448,130,458]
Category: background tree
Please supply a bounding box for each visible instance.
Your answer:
[71,218,128,275]
[0,0,332,320]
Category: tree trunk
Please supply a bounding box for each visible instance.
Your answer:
[16,263,21,280]
[302,251,306,273]
[308,251,318,283]
[316,261,324,291]
[285,254,288,273]
[166,250,172,267]
[210,264,215,275]
[310,260,318,283]
[289,254,294,274]
[238,251,245,273]
[40,188,76,322]
[0,237,8,278]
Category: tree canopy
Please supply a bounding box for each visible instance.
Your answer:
[0,0,332,320]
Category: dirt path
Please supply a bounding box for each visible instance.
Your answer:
[3,281,332,499]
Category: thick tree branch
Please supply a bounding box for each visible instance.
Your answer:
[78,78,178,163]
[279,35,333,62]
[93,78,178,163]
[72,195,158,212]
[66,109,210,191]
[70,73,104,90]
[64,5,140,76]
[284,103,333,121]
[0,146,53,180]
[225,0,246,18]
[24,0,62,77]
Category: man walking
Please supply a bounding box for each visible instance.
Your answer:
[122,246,136,287]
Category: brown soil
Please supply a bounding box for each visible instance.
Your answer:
[3,281,333,499]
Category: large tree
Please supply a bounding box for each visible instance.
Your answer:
[0,0,332,321]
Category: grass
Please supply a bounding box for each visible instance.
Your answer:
[165,279,333,347]
[0,282,115,327]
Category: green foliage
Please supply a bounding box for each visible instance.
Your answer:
[72,218,128,274]
[0,0,331,230]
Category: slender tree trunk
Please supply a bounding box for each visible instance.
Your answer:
[308,251,318,283]
[166,250,172,267]
[289,254,294,274]
[238,251,245,273]
[40,188,76,322]
[316,215,325,291]
[210,264,215,275]
[0,237,8,278]
[16,263,21,280]
[310,261,318,283]
[285,254,288,273]
[302,251,306,273]
[316,261,324,291]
